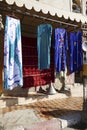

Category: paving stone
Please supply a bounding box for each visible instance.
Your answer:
[25,119,61,130]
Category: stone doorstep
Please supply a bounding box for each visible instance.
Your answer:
[0,93,68,108]
[0,89,83,108]
[0,92,83,108]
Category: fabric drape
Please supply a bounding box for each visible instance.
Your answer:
[69,32,77,73]
[4,16,23,90]
[76,31,83,71]
[54,28,68,72]
[37,24,52,70]
[69,31,82,73]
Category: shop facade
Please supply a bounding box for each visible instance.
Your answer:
[0,0,87,96]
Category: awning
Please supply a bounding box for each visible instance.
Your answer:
[3,0,87,23]
[0,0,87,37]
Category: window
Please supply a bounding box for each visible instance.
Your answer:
[86,1,87,15]
[82,40,87,64]
[72,0,81,13]
[83,51,87,64]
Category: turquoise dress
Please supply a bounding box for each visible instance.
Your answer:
[37,24,52,70]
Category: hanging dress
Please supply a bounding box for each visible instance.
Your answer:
[69,32,77,73]
[4,16,23,90]
[76,30,83,71]
[69,31,83,73]
[37,24,52,70]
[54,28,68,72]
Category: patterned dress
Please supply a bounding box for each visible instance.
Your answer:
[69,31,83,73]
[55,28,68,72]
[4,16,23,90]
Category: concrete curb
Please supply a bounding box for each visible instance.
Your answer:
[58,112,81,129]
[25,119,61,130]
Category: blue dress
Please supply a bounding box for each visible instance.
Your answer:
[76,31,83,71]
[37,24,52,70]
[69,31,83,73]
[70,32,77,73]
[55,28,68,72]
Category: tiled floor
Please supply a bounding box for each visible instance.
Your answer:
[0,97,83,120]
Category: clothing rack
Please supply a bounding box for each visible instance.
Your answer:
[0,5,79,28]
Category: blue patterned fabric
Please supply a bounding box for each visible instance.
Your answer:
[76,31,83,71]
[54,28,68,72]
[4,16,23,90]
[69,32,77,73]
[69,31,83,73]
[37,24,52,70]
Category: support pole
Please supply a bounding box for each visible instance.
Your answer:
[47,81,57,95]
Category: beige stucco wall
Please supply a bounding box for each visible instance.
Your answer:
[81,0,87,15]
[39,0,71,11]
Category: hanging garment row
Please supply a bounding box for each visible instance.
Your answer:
[37,24,83,73]
[3,15,83,90]
[54,28,83,74]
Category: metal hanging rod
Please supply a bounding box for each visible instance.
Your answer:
[0,6,79,27]
[27,13,78,27]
